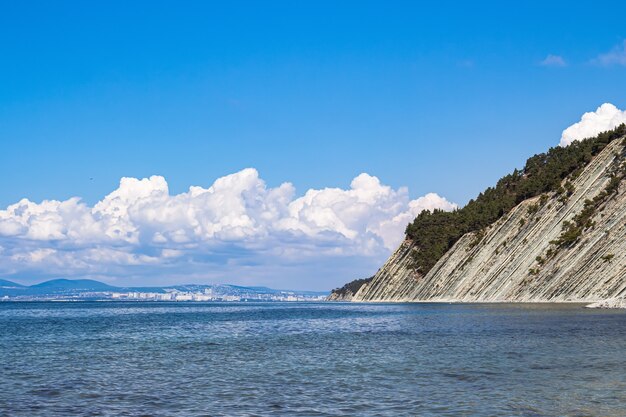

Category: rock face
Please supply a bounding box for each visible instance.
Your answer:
[327,277,373,301]
[327,291,354,302]
[352,138,626,302]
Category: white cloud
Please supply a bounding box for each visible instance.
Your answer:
[0,170,456,288]
[540,54,567,67]
[592,41,626,67]
[560,103,626,146]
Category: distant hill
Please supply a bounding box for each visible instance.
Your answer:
[0,278,120,297]
[0,279,28,297]
[224,285,328,297]
[0,279,24,287]
[0,278,328,299]
[31,279,118,291]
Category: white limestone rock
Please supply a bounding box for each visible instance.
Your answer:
[585,298,626,309]
[353,138,626,303]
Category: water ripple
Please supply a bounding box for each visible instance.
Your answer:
[1,302,626,416]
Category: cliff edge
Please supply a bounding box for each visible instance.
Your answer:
[331,129,626,303]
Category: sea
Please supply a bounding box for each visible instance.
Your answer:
[1,301,626,416]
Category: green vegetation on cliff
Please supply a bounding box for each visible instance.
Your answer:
[406,124,626,275]
[330,277,373,299]
[550,146,626,249]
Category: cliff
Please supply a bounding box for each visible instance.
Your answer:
[341,135,626,303]
[327,277,373,301]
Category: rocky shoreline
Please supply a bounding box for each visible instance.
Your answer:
[585,298,626,309]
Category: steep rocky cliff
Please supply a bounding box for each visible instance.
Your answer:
[339,135,626,303]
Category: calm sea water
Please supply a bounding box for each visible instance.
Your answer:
[1,302,626,416]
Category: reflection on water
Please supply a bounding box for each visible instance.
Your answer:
[1,301,626,416]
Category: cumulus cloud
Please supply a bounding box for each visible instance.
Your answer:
[592,41,626,67]
[560,103,626,146]
[540,54,567,67]
[0,170,456,288]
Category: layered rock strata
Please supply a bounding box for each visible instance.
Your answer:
[351,138,626,302]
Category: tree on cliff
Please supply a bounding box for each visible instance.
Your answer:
[406,124,626,275]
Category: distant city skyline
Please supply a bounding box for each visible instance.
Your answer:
[1,1,626,289]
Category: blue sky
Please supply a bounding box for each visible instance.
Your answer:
[1,1,626,289]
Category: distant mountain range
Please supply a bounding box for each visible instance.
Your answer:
[0,278,328,299]
[0,279,25,287]
[0,279,119,297]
